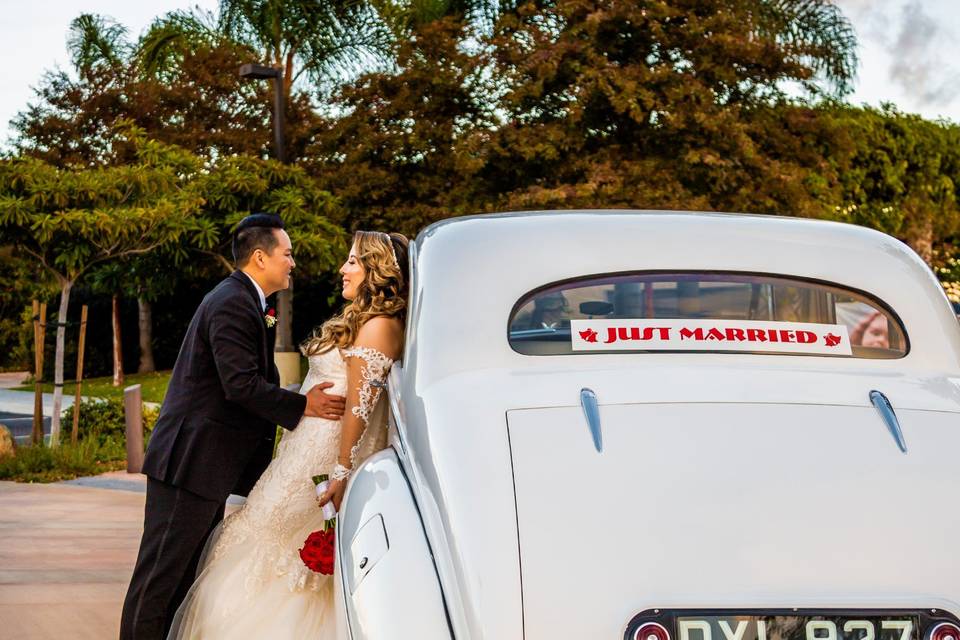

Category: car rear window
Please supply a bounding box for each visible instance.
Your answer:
[508,272,907,358]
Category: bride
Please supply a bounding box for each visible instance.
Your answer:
[169,231,408,639]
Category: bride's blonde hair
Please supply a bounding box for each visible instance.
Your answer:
[301,231,409,355]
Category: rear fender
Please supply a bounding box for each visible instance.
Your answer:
[334,447,452,639]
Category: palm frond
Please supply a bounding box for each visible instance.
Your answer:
[137,10,220,78]
[761,0,859,96]
[66,14,132,77]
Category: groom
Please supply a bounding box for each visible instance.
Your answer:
[120,213,345,640]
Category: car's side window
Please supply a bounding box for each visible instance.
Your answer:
[509,272,908,358]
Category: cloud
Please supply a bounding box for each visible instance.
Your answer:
[837,0,959,108]
[885,1,959,106]
[835,0,891,40]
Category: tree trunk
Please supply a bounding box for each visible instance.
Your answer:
[49,278,72,447]
[911,217,934,265]
[112,295,124,387]
[137,297,155,373]
[275,282,294,352]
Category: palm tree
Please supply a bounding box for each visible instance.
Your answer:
[136,1,396,359]
[758,0,859,96]
[66,13,133,80]
[140,1,394,114]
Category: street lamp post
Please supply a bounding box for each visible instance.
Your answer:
[239,63,287,162]
[239,63,299,387]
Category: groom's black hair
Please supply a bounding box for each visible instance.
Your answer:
[232,213,285,266]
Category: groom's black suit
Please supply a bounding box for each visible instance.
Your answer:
[121,271,307,640]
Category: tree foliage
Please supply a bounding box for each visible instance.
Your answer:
[10,14,320,165]
[820,105,960,262]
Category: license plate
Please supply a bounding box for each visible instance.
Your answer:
[676,614,917,640]
[625,610,958,640]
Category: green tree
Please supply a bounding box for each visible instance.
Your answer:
[821,105,960,262]
[471,0,858,214]
[138,0,395,352]
[0,136,202,445]
[307,16,496,236]
[192,154,348,276]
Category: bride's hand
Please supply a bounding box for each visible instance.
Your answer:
[317,477,346,510]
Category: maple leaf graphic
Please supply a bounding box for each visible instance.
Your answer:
[579,328,598,343]
[824,333,841,347]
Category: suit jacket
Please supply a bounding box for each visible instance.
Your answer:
[142,271,307,502]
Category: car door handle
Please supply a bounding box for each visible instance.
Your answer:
[869,390,907,453]
[580,388,603,453]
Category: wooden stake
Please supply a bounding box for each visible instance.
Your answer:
[71,305,88,445]
[32,301,47,445]
[112,295,124,387]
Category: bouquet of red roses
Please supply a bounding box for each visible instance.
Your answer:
[299,474,337,575]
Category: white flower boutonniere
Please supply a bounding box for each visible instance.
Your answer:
[265,307,277,328]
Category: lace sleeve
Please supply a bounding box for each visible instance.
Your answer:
[340,346,394,467]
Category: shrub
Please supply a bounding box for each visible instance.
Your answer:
[61,398,158,446]
[0,438,127,482]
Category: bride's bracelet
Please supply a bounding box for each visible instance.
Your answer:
[331,463,352,482]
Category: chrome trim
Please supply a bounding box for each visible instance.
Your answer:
[580,387,603,452]
[870,390,908,453]
[403,240,418,366]
[387,368,407,455]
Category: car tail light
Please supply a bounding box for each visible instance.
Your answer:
[635,622,671,640]
[931,623,960,640]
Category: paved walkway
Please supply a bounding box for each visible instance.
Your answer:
[0,373,29,390]
[0,473,244,640]
[0,474,145,640]
[0,388,77,417]
[0,388,94,445]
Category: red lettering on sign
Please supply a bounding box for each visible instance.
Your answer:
[680,327,704,340]
[706,328,725,341]
[746,329,767,342]
[778,330,796,343]
[796,330,816,344]
[725,328,746,341]
[651,327,671,340]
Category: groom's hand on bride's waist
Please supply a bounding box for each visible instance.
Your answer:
[304,382,346,420]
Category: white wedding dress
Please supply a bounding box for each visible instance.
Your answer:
[169,346,394,640]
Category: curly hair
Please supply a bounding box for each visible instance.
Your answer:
[302,231,409,355]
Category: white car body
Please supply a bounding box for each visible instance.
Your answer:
[333,211,960,640]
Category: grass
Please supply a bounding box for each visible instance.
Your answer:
[0,438,128,483]
[15,370,172,404]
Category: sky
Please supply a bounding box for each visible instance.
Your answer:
[1,0,959,151]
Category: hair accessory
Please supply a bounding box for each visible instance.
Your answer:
[381,232,401,273]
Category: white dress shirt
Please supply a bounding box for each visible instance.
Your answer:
[241,271,267,312]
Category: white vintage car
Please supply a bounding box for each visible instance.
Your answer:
[333,211,960,640]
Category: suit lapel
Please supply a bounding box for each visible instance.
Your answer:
[230,271,271,371]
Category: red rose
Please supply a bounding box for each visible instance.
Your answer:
[299,528,336,575]
[266,307,276,317]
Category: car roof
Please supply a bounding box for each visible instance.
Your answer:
[407,210,960,385]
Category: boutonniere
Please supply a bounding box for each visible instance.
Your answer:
[264,307,277,328]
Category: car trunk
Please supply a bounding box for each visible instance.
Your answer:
[506,402,960,638]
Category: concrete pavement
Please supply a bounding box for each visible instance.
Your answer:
[0,472,244,640]
[0,474,145,640]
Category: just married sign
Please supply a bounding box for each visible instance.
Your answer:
[570,319,852,355]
